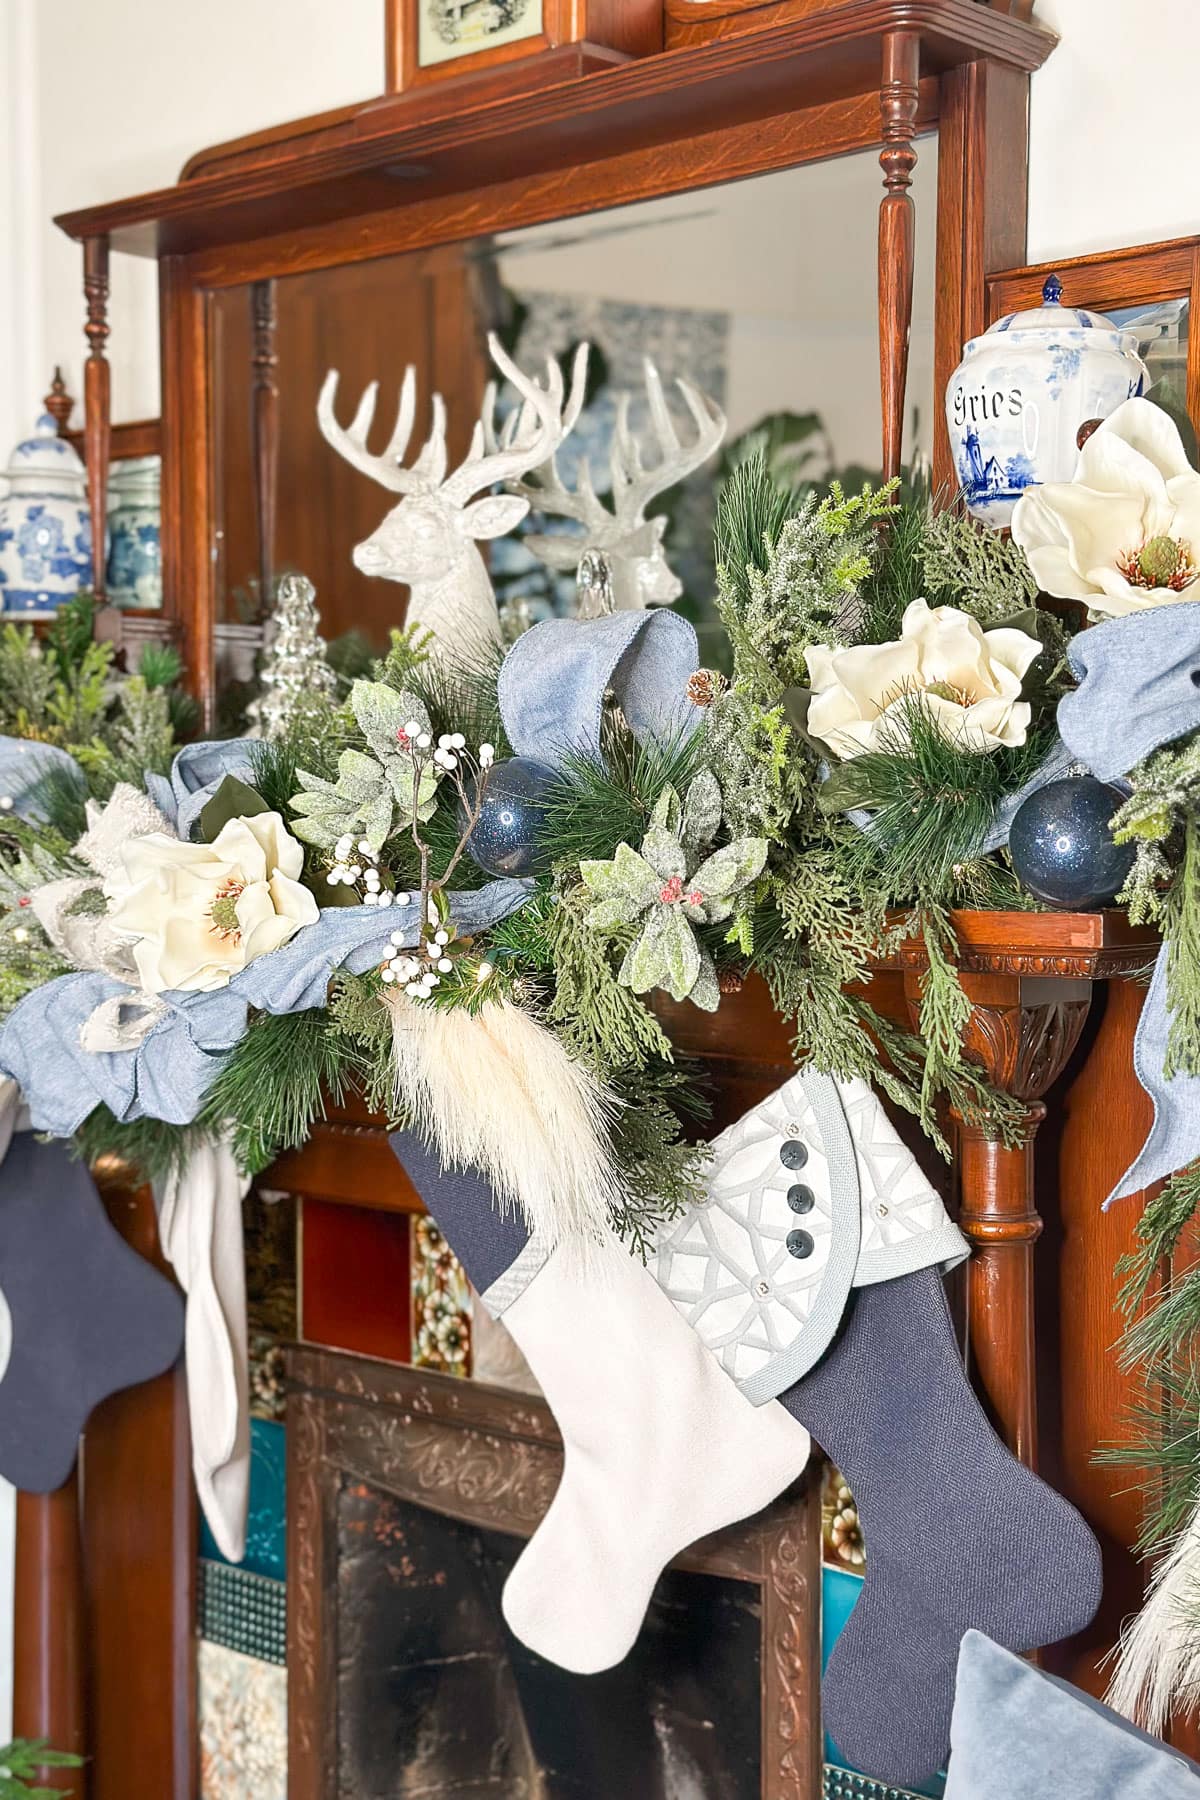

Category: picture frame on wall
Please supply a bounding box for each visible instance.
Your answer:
[386,0,663,95]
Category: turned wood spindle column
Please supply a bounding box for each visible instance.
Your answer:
[13,1474,88,1796]
[83,236,112,601]
[44,368,74,437]
[250,279,279,610]
[878,29,920,484]
[903,961,1094,1470]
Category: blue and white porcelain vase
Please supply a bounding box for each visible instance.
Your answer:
[0,414,93,614]
[107,455,162,610]
[946,276,1150,528]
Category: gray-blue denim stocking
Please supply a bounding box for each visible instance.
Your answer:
[780,1266,1103,1786]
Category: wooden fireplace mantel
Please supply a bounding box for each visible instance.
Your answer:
[274,908,1157,1468]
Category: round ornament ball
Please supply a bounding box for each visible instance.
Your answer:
[1008,775,1134,910]
[462,756,557,878]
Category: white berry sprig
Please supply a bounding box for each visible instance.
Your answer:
[325,835,408,909]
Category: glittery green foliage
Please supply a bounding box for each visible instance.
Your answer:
[290,681,442,853]
[1113,735,1200,1075]
[581,774,766,1010]
[714,460,898,694]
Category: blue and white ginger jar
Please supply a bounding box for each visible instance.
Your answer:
[946,276,1150,528]
[0,414,93,614]
[107,456,162,610]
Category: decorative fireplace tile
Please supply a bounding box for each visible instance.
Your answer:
[198,1639,286,1800]
[200,1417,286,1581]
[822,1460,866,1571]
[824,1768,931,1800]
[198,1558,286,1666]
[410,1213,472,1376]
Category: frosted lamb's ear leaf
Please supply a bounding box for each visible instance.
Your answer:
[690,951,721,1012]
[362,788,396,854]
[691,837,768,899]
[622,905,700,1002]
[352,676,408,759]
[681,768,722,854]
[580,842,662,911]
[650,783,683,835]
[641,825,686,883]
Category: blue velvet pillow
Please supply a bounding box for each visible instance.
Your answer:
[946,1631,1200,1798]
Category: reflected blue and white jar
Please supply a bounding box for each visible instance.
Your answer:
[0,414,93,614]
[107,455,162,610]
[946,276,1150,528]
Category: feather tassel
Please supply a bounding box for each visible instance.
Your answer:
[1106,1495,1200,1733]
[387,993,623,1248]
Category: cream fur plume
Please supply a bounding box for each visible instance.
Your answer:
[387,993,623,1247]
[1106,1498,1200,1733]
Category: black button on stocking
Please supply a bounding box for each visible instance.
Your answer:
[780,1139,808,1171]
[786,1228,814,1260]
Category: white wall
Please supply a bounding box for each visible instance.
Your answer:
[6,0,382,452]
[1028,0,1195,263]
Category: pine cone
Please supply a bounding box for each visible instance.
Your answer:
[686,668,726,708]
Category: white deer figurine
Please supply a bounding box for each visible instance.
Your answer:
[490,358,726,619]
[317,332,588,658]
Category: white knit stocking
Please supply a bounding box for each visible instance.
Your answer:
[499,1238,810,1673]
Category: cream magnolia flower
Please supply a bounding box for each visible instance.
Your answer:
[1011,397,1200,618]
[806,598,1042,759]
[106,811,319,993]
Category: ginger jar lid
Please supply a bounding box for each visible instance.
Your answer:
[4,413,87,488]
[965,275,1143,355]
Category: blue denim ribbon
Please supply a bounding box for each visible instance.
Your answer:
[0,878,531,1136]
[1056,606,1200,1205]
[499,609,701,770]
[0,737,85,821]
[144,739,259,839]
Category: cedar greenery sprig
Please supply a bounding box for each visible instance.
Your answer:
[0,1739,85,1799]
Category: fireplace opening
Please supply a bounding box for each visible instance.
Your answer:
[337,1477,763,1798]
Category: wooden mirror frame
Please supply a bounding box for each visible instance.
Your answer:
[987,234,1200,425]
[37,12,1059,1798]
[54,3,1055,730]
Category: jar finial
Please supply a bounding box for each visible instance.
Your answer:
[1042,273,1064,305]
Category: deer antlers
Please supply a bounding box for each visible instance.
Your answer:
[317,332,589,509]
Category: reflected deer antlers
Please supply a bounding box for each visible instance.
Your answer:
[488,357,726,615]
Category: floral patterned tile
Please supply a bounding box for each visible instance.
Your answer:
[198,1639,287,1800]
[410,1214,472,1376]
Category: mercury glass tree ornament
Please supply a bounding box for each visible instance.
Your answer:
[252,574,338,740]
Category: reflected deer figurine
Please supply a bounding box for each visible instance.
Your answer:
[317,332,588,657]
[490,358,726,619]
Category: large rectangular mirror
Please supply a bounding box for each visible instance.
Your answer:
[210,141,937,715]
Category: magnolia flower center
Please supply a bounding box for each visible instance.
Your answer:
[208,878,245,942]
[924,678,981,709]
[1117,534,1198,592]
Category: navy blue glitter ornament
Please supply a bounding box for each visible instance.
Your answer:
[1008,775,1134,910]
[462,756,557,878]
